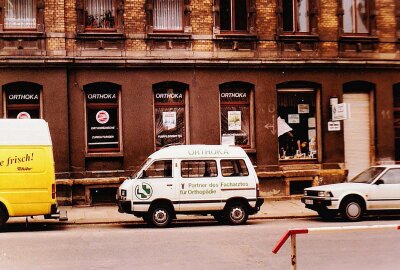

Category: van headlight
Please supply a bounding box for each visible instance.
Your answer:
[318,191,332,197]
[121,189,127,197]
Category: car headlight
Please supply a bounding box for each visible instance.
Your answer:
[304,190,308,196]
[318,191,332,197]
[121,189,127,197]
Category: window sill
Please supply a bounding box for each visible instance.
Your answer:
[76,32,125,40]
[0,31,44,38]
[339,35,378,42]
[85,152,124,158]
[146,32,192,40]
[214,33,257,40]
[276,34,319,42]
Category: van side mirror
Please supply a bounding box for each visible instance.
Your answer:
[141,170,148,178]
[375,179,384,185]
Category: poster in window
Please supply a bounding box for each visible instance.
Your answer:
[87,108,118,150]
[162,112,176,130]
[308,117,316,128]
[288,114,300,124]
[298,104,309,114]
[221,135,235,145]
[228,111,242,130]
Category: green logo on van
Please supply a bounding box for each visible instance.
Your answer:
[135,183,153,200]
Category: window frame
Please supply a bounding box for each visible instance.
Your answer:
[84,83,122,155]
[338,0,376,37]
[282,0,311,34]
[341,0,370,35]
[152,0,185,32]
[219,82,255,149]
[83,0,118,32]
[3,82,43,119]
[219,0,248,33]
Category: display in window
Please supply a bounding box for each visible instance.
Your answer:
[228,111,242,130]
[308,117,316,128]
[288,114,300,124]
[85,0,115,29]
[162,112,177,130]
[298,104,309,114]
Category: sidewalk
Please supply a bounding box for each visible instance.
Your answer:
[7,199,317,226]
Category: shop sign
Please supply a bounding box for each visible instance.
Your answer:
[154,89,184,103]
[86,90,118,104]
[332,103,350,121]
[7,89,40,105]
[220,89,249,103]
[328,121,341,131]
[17,112,31,119]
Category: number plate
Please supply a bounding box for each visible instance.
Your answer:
[305,199,313,205]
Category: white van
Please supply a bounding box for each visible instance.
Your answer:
[117,145,264,227]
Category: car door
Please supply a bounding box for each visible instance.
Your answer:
[368,168,400,210]
[178,159,221,211]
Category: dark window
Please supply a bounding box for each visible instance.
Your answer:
[220,83,253,147]
[283,0,310,33]
[342,0,369,34]
[220,0,247,31]
[220,159,249,177]
[143,160,173,178]
[4,0,36,30]
[4,82,41,119]
[278,89,317,160]
[84,0,116,30]
[85,83,120,153]
[154,83,187,148]
[181,160,218,178]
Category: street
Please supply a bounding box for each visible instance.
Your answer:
[0,217,400,270]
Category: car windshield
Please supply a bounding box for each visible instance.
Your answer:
[349,167,386,184]
[131,158,151,179]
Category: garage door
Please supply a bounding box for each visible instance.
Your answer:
[343,93,371,179]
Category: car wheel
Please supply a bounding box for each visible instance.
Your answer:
[0,207,8,230]
[317,210,336,221]
[225,203,248,225]
[341,198,364,222]
[149,205,172,228]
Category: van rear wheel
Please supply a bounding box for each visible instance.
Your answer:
[225,203,248,225]
[0,207,9,229]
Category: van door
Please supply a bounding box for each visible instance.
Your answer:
[136,159,179,210]
[178,159,221,211]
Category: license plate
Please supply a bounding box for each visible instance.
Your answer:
[305,199,313,205]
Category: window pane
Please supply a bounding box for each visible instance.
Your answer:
[221,106,250,146]
[296,0,309,32]
[356,0,368,33]
[278,91,317,160]
[220,0,232,31]
[154,0,183,31]
[343,0,354,33]
[221,159,249,177]
[379,169,400,185]
[282,0,294,31]
[144,160,173,178]
[181,160,218,178]
[234,0,247,31]
[155,107,185,147]
[5,0,36,29]
[85,0,115,29]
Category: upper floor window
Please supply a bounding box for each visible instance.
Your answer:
[3,82,41,119]
[84,0,116,30]
[4,0,36,30]
[220,0,247,32]
[84,82,121,153]
[283,0,310,33]
[153,0,183,31]
[342,0,369,34]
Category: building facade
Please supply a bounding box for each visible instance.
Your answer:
[0,0,399,204]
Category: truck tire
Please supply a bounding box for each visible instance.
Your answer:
[149,205,172,228]
[341,198,364,222]
[0,207,9,229]
[225,203,248,225]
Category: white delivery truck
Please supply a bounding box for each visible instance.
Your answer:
[117,145,264,227]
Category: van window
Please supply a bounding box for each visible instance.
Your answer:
[143,160,173,178]
[181,160,218,178]
[220,159,249,177]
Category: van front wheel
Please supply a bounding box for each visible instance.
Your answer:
[0,207,9,229]
[225,203,248,225]
[149,205,172,228]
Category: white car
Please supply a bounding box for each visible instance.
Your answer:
[302,165,400,221]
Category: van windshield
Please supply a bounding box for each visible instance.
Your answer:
[349,167,386,184]
[132,158,151,179]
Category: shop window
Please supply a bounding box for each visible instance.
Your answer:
[278,89,318,160]
[393,83,400,162]
[3,82,41,119]
[84,0,116,30]
[220,159,249,177]
[220,82,254,148]
[154,82,188,148]
[84,82,121,153]
[181,160,218,178]
[153,0,183,31]
[4,0,36,30]
[282,0,310,33]
[220,0,247,32]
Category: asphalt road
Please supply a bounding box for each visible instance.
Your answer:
[0,217,400,270]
